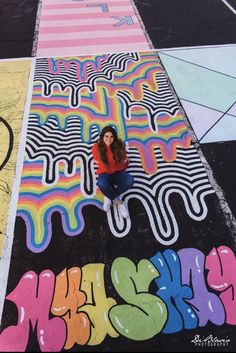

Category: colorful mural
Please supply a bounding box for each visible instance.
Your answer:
[0,0,236,352]
[0,245,235,351]
[0,60,30,254]
[158,45,236,143]
[16,52,215,253]
[37,0,150,56]
[1,50,234,351]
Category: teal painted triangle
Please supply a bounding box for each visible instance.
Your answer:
[158,53,236,113]
[158,46,236,78]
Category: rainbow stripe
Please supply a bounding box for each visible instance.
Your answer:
[17,160,103,252]
[18,52,192,252]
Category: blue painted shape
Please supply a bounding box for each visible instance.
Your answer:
[87,4,109,12]
[150,250,198,333]
[112,16,134,26]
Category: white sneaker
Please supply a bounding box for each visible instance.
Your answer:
[118,203,129,218]
[103,196,111,212]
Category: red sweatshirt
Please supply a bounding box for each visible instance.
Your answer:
[92,143,128,174]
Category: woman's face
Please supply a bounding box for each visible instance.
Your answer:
[103,132,114,146]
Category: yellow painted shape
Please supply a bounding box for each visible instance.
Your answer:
[79,263,118,345]
[0,60,30,255]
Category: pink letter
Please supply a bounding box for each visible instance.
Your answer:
[0,270,66,351]
[206,246,236,324]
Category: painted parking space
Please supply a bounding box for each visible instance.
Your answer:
[36,0,151,56]
[158,45,236,143]
[0,60,31,255]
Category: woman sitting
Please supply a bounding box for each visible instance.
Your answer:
[92,125,134,218]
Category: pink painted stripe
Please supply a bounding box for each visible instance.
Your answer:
[42,0,129,4]
[37,34,147,49]
[41,6,132,16]
[39,22,141,34]
[37,42,150,57]
[39,17,140,27]
[40,11,134,21]
[43,1,131,10]
[39,28,144,41]
[43,0,129,2]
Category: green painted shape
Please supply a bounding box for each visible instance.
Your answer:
[158,53,236,112]
[109,257,167,340]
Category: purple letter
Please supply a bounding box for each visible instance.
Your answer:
[178,248,225,326]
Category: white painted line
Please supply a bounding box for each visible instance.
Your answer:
[0,57,32,63]
[157,43,236,52]
[0,58,36,323]
[220,0,236,15]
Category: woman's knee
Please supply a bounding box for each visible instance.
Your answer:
[97,174,109,189]
[97,179,106,190]
[127,173,134,187]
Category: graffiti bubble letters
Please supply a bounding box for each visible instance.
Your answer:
[109,258,167,340]
[52,267,90,349]
[0,246,235,351]
[206,246,236,325]
[0,271,66,352]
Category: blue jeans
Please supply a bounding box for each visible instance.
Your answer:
[97,171,134,201]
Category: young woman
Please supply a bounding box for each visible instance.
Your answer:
[92,125,134,218]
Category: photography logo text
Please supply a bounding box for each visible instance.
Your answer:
[191,334,230,347]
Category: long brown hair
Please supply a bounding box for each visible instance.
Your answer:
[98,126,125,165]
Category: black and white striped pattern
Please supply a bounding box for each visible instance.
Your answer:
[118,72,179,132]
[25,53,215,244]
[34,53,140,107]
[26,115,99,196]
[107,145,215,244]
[25,114,215,244]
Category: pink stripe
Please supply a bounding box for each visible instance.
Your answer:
[38,28,144,42]
[37,42,150,56]
[42,0,128,2]
[39,17,140,27]
[43,1,131,10]
[37,34,147,49]
[39,22,141,34]
[42,0,129,4]
[40,11,134,21]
